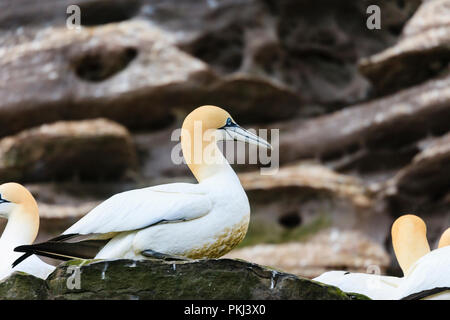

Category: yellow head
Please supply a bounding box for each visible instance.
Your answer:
[391,214,430,276]
[182,105,234,133]
[0,182,39,249]
[181,105,271,181]
[438,228,450,249]
[0,183,38,219]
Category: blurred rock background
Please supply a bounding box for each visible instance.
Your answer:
[0,0,449,278]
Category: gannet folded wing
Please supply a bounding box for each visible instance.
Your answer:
[14,186,212,263]
[64,186,212,235]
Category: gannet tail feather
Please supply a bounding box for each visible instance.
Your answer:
[13,237,110,267]
[11,233,84,267]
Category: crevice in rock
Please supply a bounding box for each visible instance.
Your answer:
[278,211,302,229]
[180,24,244,74]
[72,47,138,82]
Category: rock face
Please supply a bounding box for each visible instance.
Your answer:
[0,0,421,139]
[0,272,49,300]
[279,74,450,172]
[0,118,137,182]
[240,162,372,207]
[0,21,214,136]
[237,163,391,246]
[143,0,419,108]
[359,0,450,95]
[225,229,390,278]
[387,132,450,206]
[0,259,367,300]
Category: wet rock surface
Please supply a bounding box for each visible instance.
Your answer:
[0,259,367,300]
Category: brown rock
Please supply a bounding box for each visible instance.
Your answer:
[278,74,450,177]
[152,0,420,107]
[359,0,450,95]
[0,0,421,134]
[0,118,137,182]
[201,74,302,123]
[237,163,391,245]
[388,132,450,199]
[240,162,372,207]
[0,20,214,136]
[225,229,390,279]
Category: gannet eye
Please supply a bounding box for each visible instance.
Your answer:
[220,118,236,129]
[223,118,237,128]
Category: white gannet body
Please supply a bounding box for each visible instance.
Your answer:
[13,106,272,263]
[314,215,450,300]
[394,245,450,300]
[313,271,401,300]
[0,183,55,280]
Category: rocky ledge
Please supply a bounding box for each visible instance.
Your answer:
[0,258,367,300]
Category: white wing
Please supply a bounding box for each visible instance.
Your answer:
[64,184,212,235]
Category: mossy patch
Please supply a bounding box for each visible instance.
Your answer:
[238,214,331,248]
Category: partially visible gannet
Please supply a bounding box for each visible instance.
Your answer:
[393,223,450,300]
[314,215,450,300]
[394,246,450,299]
[313,270,401,300]
[438,228,450,249]
[13,105,272,265]
[0,183,55,280]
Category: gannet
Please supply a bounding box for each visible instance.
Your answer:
[0,183,55,280]
[13,105,272,265]
[314,215,450,300]
[313,270,402,300]
[393,223,450,300]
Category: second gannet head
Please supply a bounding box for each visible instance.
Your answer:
[181,105,272,181]
[0,183,39,245]
[391,214,431,276]
[438,228,450,249]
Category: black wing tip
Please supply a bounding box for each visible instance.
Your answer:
[12,252,32,268]
[14,245,31,253]
[12,234,86,268]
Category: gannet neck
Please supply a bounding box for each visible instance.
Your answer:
[438,228,450,248]
[181,108,233,183]
[0,202,39,248]
[182,136,233,182]
[392,215,430,276]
